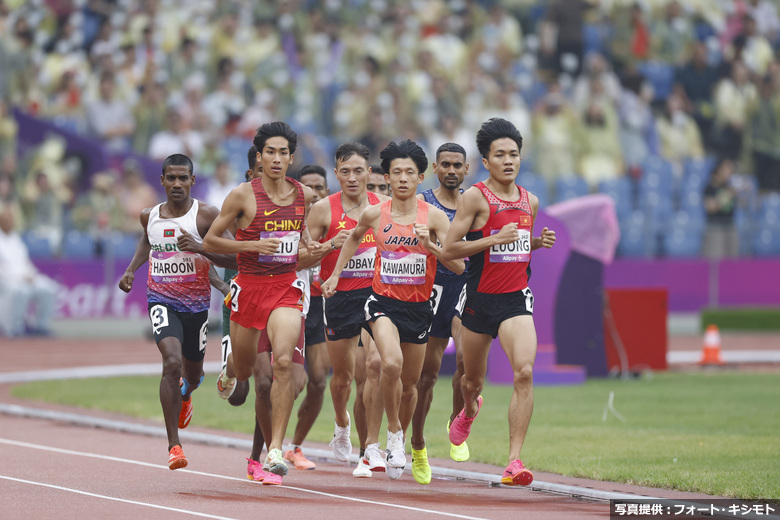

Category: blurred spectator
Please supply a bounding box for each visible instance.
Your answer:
[367,164,389,196]
[21,170,67,251]
[0,173,24,229]
[0,98,18,164]
[740,14,774,77]
[204,159,235,210]
[572,53,623,111]
[0,206,58,337]
[542,0,594,76]
[675,41,719,149]
[43,69,85,132]
[743,76,780,193]
[702,158,740,259]
[577,98,623,188]
[70,171,124,236]
[148,107,204,162]
[610,3,651,74]
[747,0,780,41]
[617,70,658,175]
[118,159,157,232]
[532,89,579,182]
[651,1,695,66]
[84,70,135,152]
[132,80,166,154]
[713,61,757,161]
[655,92,705,175]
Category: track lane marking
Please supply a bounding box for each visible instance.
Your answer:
[0,438,491,520]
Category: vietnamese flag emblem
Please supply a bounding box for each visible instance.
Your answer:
[164,229,175,237]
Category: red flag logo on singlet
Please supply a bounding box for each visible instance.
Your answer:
[164,229,175,237]
[296,206,305,215]
[521,217,530,226]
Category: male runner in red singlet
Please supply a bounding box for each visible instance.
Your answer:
[301,142,388,477]
[442,118,556,486]
[119,153,235,470]
[203,121,319,478]
[322,139,465,480]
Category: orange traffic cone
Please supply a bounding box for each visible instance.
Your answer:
[699,324,724,365]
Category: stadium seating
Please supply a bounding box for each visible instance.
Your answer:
[22,232,54,259]
[102,233,140,260]
[62,230,98,259]
[753,224,780,257]
[517,172,549,208]
[597,177,634,216]
[638,61,675,101]
[222,136,254,176]
[617,210,651,257]
[664,211,704,257]
[554,176,589,203]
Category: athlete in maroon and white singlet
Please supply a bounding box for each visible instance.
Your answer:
[203,122,320,480]
[442,118,556,487]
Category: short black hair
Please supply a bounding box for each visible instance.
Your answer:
[380,139,428,175]
[436,142,467,161]
[370,164,385,175]
[162,154,193,175]
[335,141,370,165]
[246,145,258,181]
[475,118,523,159]
[253,121,297,155]
[297,164,328,185]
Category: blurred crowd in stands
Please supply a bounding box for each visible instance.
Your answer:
[1,0,780,262]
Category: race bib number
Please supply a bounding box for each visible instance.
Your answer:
[489,229,530,263]
[342,247,376,278]
[429,284,443,315]
[380,251,426,285]
[150,251,197,283]
[258,231,300,264]
[149,304,169,335]
[311,265,322,284]
[522,287,534,313]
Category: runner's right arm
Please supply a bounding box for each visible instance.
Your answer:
[118,209,152,293]
[320,204,379,298]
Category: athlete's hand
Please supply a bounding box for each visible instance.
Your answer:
[320,275,338,298]
[118,272,134,293]
[248,238,281,255]
[540,227,556,248]
[177,228,203,253]
[493,222,520,245]
[331,229,351,250]
[414,223,433,250]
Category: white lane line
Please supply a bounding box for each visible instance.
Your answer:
[0,438,491,520]
[0,476,237,520]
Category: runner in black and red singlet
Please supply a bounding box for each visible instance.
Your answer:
[442,118,556,487]
[300,142,389,477]
[203,121,319,481]
[321,139,464,481]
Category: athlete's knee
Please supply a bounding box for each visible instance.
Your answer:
[513,363,534,387]
[228,379,250,406]
[160,354,182,377]
[254,372,272,395]
[381,358,403,380]
[273,354,293,374]
[461,373,484,396]
[418,369,438,391]
[365,357,382,380]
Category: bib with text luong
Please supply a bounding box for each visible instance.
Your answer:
[489,228,531,263]
[150,251,197,283]
[379,251,426,284]
[258,230,300,264]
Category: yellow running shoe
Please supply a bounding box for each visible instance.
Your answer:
[447,419,470,462]
[411,446,431,485]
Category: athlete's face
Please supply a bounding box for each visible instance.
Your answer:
[161,164,194,202]
[258,136,293,180]
[366,172,389,195]
[483,138,521,182]
[433,151,467,191]
[386,158,423,199]
[335,154,369,198]
[300,173,329,203]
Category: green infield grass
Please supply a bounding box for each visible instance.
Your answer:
[10,370,779,499]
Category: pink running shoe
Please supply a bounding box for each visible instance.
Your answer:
[261,473,283,486]
[502,459,534,486]
[448,395,483,446]
[246,458,268,482]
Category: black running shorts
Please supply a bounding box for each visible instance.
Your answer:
[324,287,372,341]
[148,302,208,362]
[364,292,434,345]
[305,295,326,346]
[460,288,534,339]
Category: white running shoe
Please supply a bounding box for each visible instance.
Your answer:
[329,412,352,462]
[352,458,372,478]
[364,443,386,472]
[216,369,236,399]
[385,430,406,468]
[386,457,404,480]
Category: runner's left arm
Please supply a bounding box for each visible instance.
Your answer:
[209,265,230,296]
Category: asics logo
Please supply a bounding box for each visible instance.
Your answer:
[264,208,280,216]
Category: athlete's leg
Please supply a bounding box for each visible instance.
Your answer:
[361,330,384,447]
[157,336,185,450]
[229,320,262,382]
[459,327,493,418]
[399,341,427,436]
[497,315,537,462]
[410,336,449,450]
[327,336,359,428]
[291,341,329,445]
[265,306,304,452]
[369,317,404,433]
[253,352,273,452]
[450,316,466,422]
[353,345,368,451]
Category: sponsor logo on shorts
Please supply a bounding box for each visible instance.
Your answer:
[418,331,426,339]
